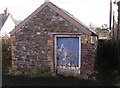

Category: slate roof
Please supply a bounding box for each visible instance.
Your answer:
[10,1,97,36]
[0,13,20,32]
[60,8,97,35]
[0,14,9,30]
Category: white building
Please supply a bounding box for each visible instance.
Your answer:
[0,8,17,39]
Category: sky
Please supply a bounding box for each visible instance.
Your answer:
[0,0,118,27]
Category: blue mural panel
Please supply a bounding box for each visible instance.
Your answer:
[56,37,79,67]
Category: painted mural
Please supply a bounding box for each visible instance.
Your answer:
[56,37,79,68]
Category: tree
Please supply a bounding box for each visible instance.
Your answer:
[95,24,110,39]
[88,23,96,31]
[101,24,108,30]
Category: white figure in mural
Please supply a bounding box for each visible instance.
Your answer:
[56,39,79,68]
[57,44,76,66]
[57,44,77,66]
[57,44,66,65]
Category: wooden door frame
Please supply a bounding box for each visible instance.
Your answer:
[54,35,81,74]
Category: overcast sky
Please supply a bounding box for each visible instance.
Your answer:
[0,0,118,27]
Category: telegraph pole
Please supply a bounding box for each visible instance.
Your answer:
[117,1,120,73]
[112,11,115,39]
[109,0,113,39]
[117,1,120,40]
[109,0,112,30]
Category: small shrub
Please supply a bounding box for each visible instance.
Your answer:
[78,74,89,80]
[86,70,96,80]
[23,69,52,77]
[40,72,52,77]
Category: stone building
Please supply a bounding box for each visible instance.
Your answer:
[10,1,98,76]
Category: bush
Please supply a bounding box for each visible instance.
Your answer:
[2,38,11,73]
[95,39,118,74]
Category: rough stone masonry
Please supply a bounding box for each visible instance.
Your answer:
[10,5,97,75]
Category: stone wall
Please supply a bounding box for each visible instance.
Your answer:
[81,43,96,74]
[11,5,97,74]
[80,35,97,74]
[10,36,16,70]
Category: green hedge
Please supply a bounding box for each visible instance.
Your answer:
[2,39,11,73]
[95,39,118,74]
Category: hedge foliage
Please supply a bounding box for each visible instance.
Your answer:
[95,39,118,74]
[2,38,11,73]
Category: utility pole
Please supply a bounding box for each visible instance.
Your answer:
[109,0,112,30]
[109,0,113,39]
[112,11,115,39]
[117,1,120,73]
[117,1,120,40]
